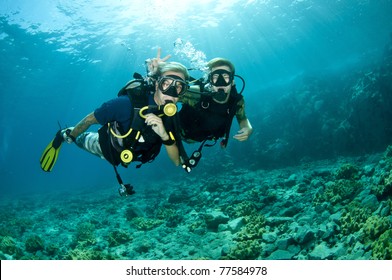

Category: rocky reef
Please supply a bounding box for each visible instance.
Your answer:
[1,146,392,260]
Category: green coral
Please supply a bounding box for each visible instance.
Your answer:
[361,215,391,243]
[372,171,392,200]
[384,145,392,160]
[108,230,132,247]
[314,179,362,205]
[155,206,177,220]
[74,222,96,245]
[371,229,392,260]
[25,235,45,253]
[222,240,262,260]
[335,163,360,180]
[0,236,17,255]
[130,217,164,231]
[155,206,183,227]
[339,202,372,235]
[235,214,266,241]
[45,243,60,257]
[225,201,257,219]
[187,219,207,234]
[64,245,109,260]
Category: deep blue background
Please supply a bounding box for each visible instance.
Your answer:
[1,0,391,196]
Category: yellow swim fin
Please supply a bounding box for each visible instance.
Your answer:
[40,130,64,172]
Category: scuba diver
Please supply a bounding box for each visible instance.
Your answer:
[40,49,189,196]
[178,57,253,172]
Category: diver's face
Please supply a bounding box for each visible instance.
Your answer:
[154,71,186,105]
[210,65,233,104]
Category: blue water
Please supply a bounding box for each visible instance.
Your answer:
[1,0,392,197]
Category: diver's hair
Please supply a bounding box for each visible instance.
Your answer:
[157,61,190,81]
[207,58,235,75]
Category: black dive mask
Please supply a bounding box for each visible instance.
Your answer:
[209,69,233,87]
[158,75,188,98]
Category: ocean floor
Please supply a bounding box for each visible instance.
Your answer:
[1,147,392,260]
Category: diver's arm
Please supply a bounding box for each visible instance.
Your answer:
[233,99,253,141]
[233,118,253,141]
[69,112,99,139]
[163,141,180,166]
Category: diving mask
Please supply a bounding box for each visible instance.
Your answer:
[209,69,233,87]
[158,75,188,97]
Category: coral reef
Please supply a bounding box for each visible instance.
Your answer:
[235,214,266,242]
[73,222,96,246]
[372,171,392,200]
[24,235,45,253]
[339,202,372,235]
[108,230,133,247]
[361,215,391,243]
[1,146,392,260]
[371,229,392,260]
[335,163,360,180]
[223,240,262,260]
[0,236,18,255]
[130,217,164,231]
[314,179,362,206]
[64,245,110,260]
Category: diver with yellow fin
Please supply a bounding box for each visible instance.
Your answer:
[40,128,66,172]
[39,49,189,196]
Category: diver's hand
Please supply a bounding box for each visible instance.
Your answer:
[146,47,171,76]
[61,127,76,144]
[144,113,168,139]
[233,127,252,141]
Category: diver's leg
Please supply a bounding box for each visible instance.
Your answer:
[75,132,105,159]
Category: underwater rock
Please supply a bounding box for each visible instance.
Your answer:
[284,174,297,187]
[267,249,294,260]
[204,210,229,231]
[262,232,278,243]
[363,165,375,176]
[309,242,333,259]
[294,225,316,245]
[168,190,193,204]
[125,206,144,221]
[360,194,379,211]
[266,216,293,227]
[321,222,339,240]
[374,200,391,217]
[276,237,293,250]
[279,203,303,217]
[348,241,366,259]
[227,217,246,233]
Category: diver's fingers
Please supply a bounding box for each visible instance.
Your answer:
[161,54,171,62]
[145,114,162,126]
[156,47,161,59]
[233,133,248,141]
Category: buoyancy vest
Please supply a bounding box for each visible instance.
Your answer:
[98,75,176,167]
[179,86,243,146]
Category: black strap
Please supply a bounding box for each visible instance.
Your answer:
[107,142,135,196]
[181,139,218,173]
